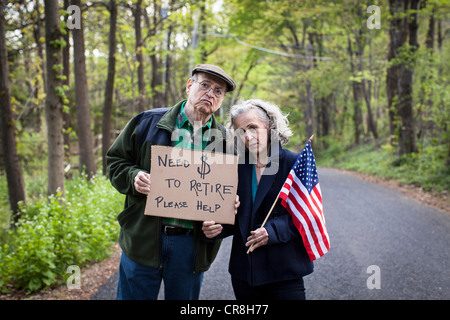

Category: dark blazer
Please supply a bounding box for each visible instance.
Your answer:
[224,144,314,286]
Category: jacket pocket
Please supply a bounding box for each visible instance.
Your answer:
[117,202,138,227]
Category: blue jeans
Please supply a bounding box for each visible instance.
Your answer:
[116,231,204,300]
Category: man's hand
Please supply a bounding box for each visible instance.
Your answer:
[134,171,151,195]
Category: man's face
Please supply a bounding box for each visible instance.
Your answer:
[186,72,227,117]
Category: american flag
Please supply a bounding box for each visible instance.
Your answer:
[279,141,330,261]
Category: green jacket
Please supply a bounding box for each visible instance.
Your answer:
[106,100,225,272]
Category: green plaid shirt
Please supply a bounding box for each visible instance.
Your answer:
[162,102,213,229]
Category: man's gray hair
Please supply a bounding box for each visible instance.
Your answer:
[226,98,292,145]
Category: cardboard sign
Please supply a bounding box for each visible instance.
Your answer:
[145,146,238,225]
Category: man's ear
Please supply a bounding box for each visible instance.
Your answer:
[186,78,194,94]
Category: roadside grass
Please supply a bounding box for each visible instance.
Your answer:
[316,138,450,194]
[0,173,123,294]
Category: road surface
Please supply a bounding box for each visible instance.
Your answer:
[91,168,450,300]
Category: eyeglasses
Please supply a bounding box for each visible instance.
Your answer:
[192,80,225,98]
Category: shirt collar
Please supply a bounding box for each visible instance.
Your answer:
[176,101,213,131]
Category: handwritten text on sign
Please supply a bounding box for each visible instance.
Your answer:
[145,146,238,225]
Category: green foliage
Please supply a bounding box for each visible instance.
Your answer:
[0,178,9,233]
[49,39,66,49]
[387,43,419,69]
[317,138,450,193]
[313,136,344,164]
[15,130,48,176]
[0,175,123,294]
[2,0,449,296]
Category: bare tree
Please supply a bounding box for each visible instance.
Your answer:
[134,0,146,113]
[0,0,26,225]
[387,0,419,155]
[63,0,71,161]
[44,0,65,195]
[71,0,96,178]
[102,0,117,175]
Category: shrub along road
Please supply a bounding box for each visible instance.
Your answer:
[92,168,450,300]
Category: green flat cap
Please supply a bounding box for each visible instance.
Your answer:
[192,64,236,92]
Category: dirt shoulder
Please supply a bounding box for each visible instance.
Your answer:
[0,243,122,300]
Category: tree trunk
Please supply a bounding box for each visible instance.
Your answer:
[134,0,146,113]
[63,0,71,161]
[71,0,96,178]
[44,0,65,196]
[199,0,208,63]
[396,0,419,155]
[361,35,378,141]
[30,0,45,133]
[150,53,163,108]
[318,95,332,139]
[347,36,364,145]
[102,0,117,175]
[425,6,435,52]
[0,0,26,226]
[305,79,314,140]
[437,18,442,51]
[351,81,364,144]
[417,4,435,142]
[305,42,314,143]
[362,79,378,140]
[163,25,172,108]
[311,31,331,144]
[386,49,399,144]
[387,0,407,146]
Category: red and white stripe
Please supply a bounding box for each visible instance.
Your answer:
[280,172,330,261]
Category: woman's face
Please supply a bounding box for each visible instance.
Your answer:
[233,109,269,157]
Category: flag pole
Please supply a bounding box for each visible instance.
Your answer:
[246,193,279,254]
[246,134,315,254]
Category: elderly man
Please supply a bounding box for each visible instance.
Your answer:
[107,64,236,300]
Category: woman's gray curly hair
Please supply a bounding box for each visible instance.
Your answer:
[226,99,292,146]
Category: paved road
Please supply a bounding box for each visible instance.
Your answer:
[91,168,450,300]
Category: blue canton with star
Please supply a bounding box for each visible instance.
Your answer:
[293,142,319,194]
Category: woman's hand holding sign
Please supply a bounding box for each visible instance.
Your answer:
[202,195,240,239]
[202,221,223,238]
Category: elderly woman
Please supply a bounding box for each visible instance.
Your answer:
[202,99,313,300]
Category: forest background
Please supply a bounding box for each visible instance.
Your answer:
[0,0,449,294]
